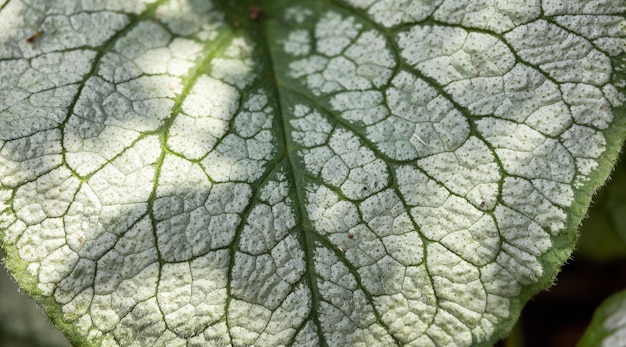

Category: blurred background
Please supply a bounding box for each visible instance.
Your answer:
[2,150,626,347]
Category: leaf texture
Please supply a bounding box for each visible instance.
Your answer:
[0,0,625,346]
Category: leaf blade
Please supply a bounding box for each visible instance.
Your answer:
[0,0,625,346]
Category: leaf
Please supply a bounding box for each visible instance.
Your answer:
[0,251,71,347]
[0,0,625,346]
[578,289,626,347]
[577,154,626,262]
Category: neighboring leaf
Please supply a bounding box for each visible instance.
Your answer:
[578,289,626,347]
[0,0,625,346]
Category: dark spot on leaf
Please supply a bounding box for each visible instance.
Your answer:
[249,6,263,21]
[26,29,44,43]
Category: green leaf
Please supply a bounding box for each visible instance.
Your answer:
[0,0,625,346]
[578,289,626,347]
[577,155,626,261]
[607,160,626,246]
[0,251,71,347]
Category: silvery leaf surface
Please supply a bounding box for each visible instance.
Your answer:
[0,0,625,346]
